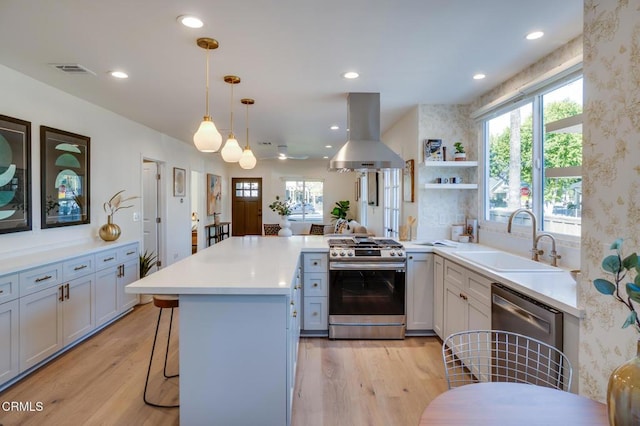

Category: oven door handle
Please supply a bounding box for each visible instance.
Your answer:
[330,262,406,271]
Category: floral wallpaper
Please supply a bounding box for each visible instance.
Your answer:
[416,104,477,242]
[581,0,640,401]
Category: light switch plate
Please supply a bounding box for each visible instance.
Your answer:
[133,212,140,222]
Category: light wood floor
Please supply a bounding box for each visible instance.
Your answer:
[0,303,448,425]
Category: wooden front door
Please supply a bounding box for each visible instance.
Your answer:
[231,178,262,236]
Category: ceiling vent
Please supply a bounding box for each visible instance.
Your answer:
[50,63,96,75]
[258,141,272,146]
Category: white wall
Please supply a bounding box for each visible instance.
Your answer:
[0,64,229,267]
[228,159,355,228]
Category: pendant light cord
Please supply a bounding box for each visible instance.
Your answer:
[229,82,235,135]
[245,102,250,148]
[204,47,210,117]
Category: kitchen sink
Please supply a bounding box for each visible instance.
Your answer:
[452,250,560,272]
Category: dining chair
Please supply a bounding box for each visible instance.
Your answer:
[442,329,572,391]
[263,223,281,236]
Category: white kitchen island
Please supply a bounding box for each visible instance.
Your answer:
[126,236,328,426]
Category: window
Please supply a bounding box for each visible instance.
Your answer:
[284,179,323,222]
[382,170,400,237]
[484,76,582,236]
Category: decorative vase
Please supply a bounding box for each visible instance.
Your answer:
[607,338,640,425]
[278,215,292,237]
[99,215,121,241]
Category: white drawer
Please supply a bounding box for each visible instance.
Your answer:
[63,255,95,280]
[118,244,139,263]
[303,272,328,297]
[303,253,327,273]
[0,273,19,303]
[20,263,62,296]
[303,297,328,330]
[467,269,491,306]
[95,249,119,271]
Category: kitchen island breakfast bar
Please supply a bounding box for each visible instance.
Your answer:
[126,236,328,426]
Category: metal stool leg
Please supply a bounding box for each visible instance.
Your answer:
[163,308,178,379]
[143,307,179,408]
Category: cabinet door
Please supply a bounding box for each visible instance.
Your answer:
[20,285,63,371]
[303,272,328,297]
[95,267,119,327]
[303,297,327,330]
[406,253,434,331]
[62,276,95,346]
[0,273,19,305]
[467,295,491,331]
[433,255,445,339]
[0,299,19,384]
[443,282,466,339]
[118,260,139,312]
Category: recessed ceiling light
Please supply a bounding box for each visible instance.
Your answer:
[177,15,204,28]
[325,145,332,148]
[342,71,359,79]
[526,31,544,40]
[323,156,329,159]
[473,73,486,80]
[330,125,339,130]
[110,71,129,79]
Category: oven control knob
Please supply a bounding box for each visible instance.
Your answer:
[390,251,396,256]
[397,251,404,257]
[347,252,353,256]
[331,251,338,257]
[340,251,346,256]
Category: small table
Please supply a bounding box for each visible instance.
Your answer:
[204,222,230,246]
[418,382,607,426]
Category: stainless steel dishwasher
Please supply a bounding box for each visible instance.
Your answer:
[491,283,563,351]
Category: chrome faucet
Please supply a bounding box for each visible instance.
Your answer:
[507,208,539,261]
[535,232,562,267]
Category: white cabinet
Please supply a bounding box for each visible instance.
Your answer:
[433,255,444,339]
[442,259,491,339]
[301,253,328,333]
[2,241,139,388]
[94,244,139,327]
[406,253,434,332]
[0,299,19,384]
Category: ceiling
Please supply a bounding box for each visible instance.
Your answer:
[0,1,583,161]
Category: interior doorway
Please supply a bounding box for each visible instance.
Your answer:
[142,159,163,273]
[231,177,262,236]
[191,170,203,253]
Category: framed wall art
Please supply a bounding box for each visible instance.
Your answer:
[0,114,31,234]
[173,167,186,197]
[403,159,415,202]
[207,173,221,215]
[40,126,90,228]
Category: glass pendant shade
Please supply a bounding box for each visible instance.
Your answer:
[193,117,223,152]
[221,135,243,162]
[239,147,257,169]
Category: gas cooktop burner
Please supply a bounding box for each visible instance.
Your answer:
[328,237,405,260]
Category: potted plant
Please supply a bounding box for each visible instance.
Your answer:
[268,196,293,236]
[594,238,640,423]
[330,200,350,221]
[139,250,158,278]
[453,142,466,161]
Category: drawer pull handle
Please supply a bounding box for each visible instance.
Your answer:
[313,312,318,316]
[58,286,64,302]
[296,285,302,290]
[292,310,297,318]
[65,283,70,300]
[313,261,318,266]
[74,265,88,271]
[103,257,115,262]
[290,300,295,305]
[126,251,135,255]
[312,283,319,288]
[0,289,4,294]
[35,275,53,283]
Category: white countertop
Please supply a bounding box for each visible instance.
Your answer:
[404,241,581,318]
[126,236,328,296]
[127,236,581,317]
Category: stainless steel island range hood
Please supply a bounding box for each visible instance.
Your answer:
[329,92,405,171]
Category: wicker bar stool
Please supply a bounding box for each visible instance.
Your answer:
[143,295,179,408]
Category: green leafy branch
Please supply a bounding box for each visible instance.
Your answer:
[268,196,292,216]
[593,238,640,332]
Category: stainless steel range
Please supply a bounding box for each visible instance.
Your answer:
[328,236,407,339]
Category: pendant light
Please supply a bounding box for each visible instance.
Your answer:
[220,75,243,162]
[193,38,223,152]
[239,98,257,169]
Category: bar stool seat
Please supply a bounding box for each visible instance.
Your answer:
[143,295,179,408]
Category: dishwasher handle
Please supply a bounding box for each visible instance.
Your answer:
[492,293,551,334]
